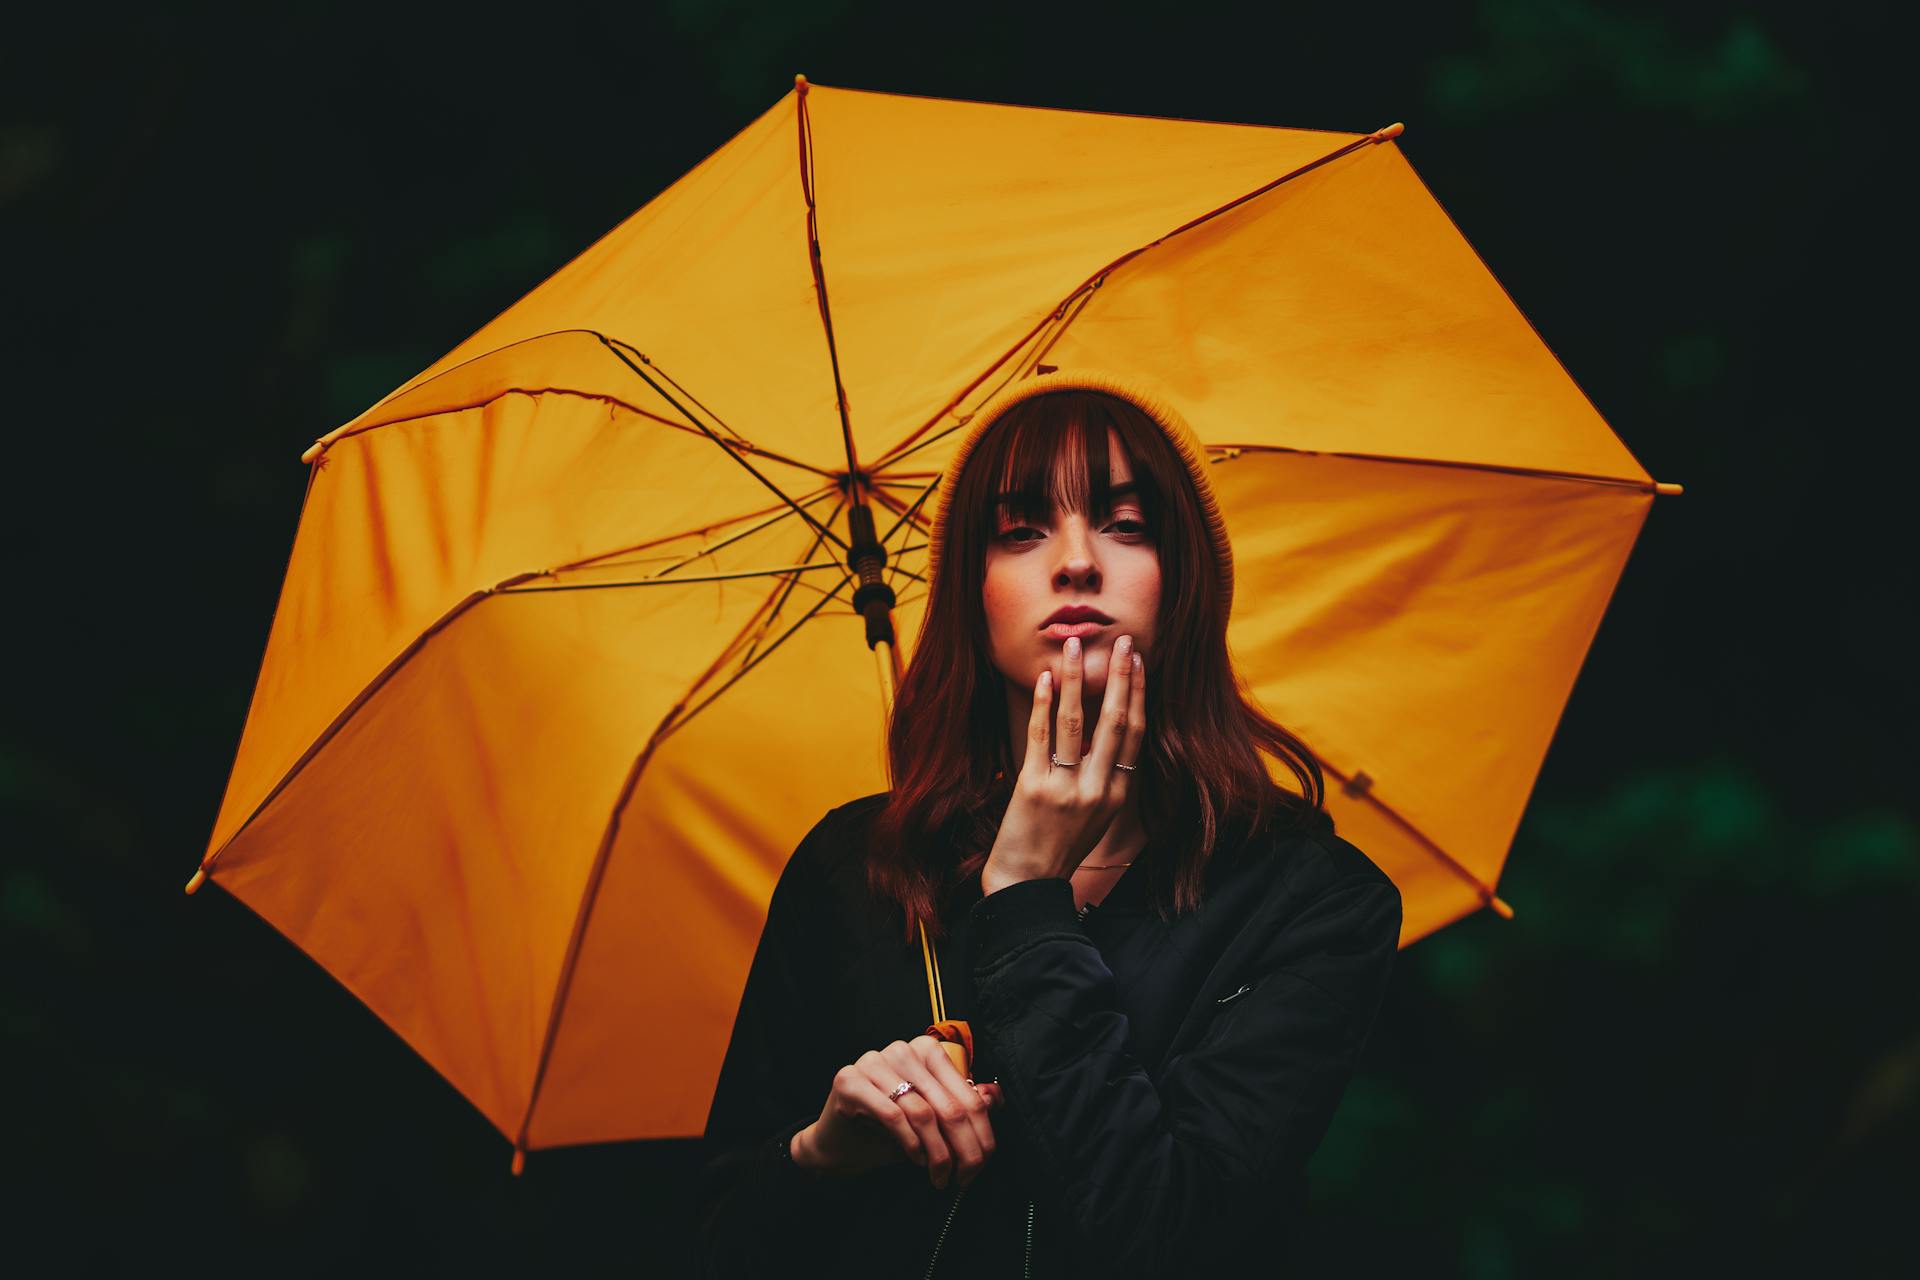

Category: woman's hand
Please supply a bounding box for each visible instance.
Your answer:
[792,1034,1007,1188]
[983,633,1147,893]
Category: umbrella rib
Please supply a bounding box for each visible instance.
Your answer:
[324,387,723,450]
[873,418,972,474]
[253,493,841,872]
[553,483,842,582]
[598,337,850,554]
[495,561,850,592]
[661,568,856,742]
[869,483,929,537]
[869,130,1393,472]
[1316,757,1513,920]
[326,328,674,433]
[862,470,941,595]
[190,570,555,878]
[1205,443,1663,493]
[307,327,799,462]
[742,492,847,667]
[584,338,839,482]
[341,328,718,427]
[510,568,856,1162]
[783,572,862,603]
[564,483,838,575]
[871,286,1098,473]
[600,335,752,444]
[794,78,864,479]
[881,557,927,587]
[866,485,922,595]
[318,382,835,484]
[190,539,845,878]
[506,571,852,1159]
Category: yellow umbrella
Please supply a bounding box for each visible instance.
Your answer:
[190,77,1680,1171]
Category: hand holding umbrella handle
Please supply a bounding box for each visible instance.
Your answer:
[793,1029,1002,1182]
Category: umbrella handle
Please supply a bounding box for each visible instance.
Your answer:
[923,1018,974,1079]
[917,917,975,1077]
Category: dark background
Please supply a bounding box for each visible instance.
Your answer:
[5,1,1909,1274]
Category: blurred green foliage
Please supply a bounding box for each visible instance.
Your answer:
[1311,757,1917,1273]
[1430,0,1809,124]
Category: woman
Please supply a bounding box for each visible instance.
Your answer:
[695,367,1403,1278]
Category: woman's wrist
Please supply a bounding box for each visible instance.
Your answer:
[777,1122,856,1184]
[788,1122,829,1172]
[983,844,1059,898]
[982,854,1055,897]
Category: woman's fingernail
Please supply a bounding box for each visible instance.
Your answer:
[1133,651,1142,670]
[1067,637,1080,658]
[1117,635,1132,654]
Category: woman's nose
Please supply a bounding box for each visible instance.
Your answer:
[1053,520,1100,588]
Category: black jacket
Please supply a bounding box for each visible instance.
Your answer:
[695,791,1401,1278]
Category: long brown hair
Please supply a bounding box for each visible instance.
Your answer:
[868,389,1326,942]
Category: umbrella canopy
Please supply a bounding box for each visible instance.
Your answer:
[192,77,1679,1169]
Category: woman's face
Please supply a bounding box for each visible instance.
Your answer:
[981,426,1161,702]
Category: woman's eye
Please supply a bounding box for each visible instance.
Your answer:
[995,517,1148,543]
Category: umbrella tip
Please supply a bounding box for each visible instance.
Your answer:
[511,1147,526,1176]
[795,73,808,92]
[300,440,327,464]
[1370,122,1405,142]
[1654,481,1684,496]
[184,866,207,895]
[1488,894,1515,920]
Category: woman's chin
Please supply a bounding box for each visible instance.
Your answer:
[1007,654,1115,694]
[1056,660,1112,692]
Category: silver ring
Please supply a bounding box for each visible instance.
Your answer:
[889,1081,916,1101]
[1114,762,1136,772]
[1050,753,1080,768]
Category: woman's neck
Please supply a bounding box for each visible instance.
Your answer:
[1067,788,1149,914]
[1070,817,1145,912]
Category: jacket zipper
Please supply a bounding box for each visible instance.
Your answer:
[922,1186,1037,1277]
[923,1183,968,1279]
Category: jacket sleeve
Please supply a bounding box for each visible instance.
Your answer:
[694,807,870,1277]
[969,844,1402,1279]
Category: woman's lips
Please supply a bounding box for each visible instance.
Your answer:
[1042,621,1110,641]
